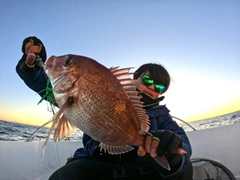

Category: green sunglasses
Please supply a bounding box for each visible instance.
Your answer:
[140,74,165,93]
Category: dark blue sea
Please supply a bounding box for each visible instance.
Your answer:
[0,110,239,141]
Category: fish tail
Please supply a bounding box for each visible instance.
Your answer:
[174,148,187,154]
[152,148,187,171]
[153,156,171,171]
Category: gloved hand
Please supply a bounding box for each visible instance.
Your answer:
[18,36,46,72]
[138,130,183,173]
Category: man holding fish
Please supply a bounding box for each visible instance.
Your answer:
[16,36,193,179]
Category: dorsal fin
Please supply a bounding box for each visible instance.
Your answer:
[110,67,149,134]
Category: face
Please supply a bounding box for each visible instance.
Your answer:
[136,71,162,100]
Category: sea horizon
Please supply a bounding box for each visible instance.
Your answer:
[0,110,239,141]
[2,110,240,128]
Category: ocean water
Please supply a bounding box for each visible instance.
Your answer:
[179,110,240,131]
[0,120,83,142]
[0,110,240,141]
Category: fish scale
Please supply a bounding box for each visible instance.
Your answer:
[80,92,131,141]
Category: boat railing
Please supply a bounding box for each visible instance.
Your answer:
[26,119,53,142]
[172,116,197,131]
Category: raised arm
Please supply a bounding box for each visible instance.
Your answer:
[16,36,48,97]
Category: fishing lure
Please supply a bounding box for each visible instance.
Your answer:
[37,78,56,115]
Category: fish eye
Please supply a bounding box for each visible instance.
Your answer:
[63,57,74,67]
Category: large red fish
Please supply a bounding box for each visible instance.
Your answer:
[43,54,185,170]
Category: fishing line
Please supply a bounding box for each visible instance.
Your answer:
[27,0,76,142]
[60,0,76,53]
[51,0,76,164]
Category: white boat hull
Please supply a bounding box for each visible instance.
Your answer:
[0,141,82,180]
[0,122,239,180]
[187,122,240,179]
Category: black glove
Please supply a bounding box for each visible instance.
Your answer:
[18,36,47,72]
[144,130,183,173]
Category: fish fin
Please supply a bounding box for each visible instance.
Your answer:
[152,148,187,171]
[53,115,76,141]
[153,156,171,171]
[99,142,134,155]
[41,97,73,160]
[174,148,187,154]
[110,67,150,134]
[41,107,63,160]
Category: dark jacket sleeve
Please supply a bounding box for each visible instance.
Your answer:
[72,133,100,159]
[16,59,48,97]
[156,112,192,158]
[147,106,192,178]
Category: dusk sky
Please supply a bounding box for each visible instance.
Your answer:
[0,0,239,127]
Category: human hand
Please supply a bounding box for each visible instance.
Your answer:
[138,130,185,171]
[21,36,47,68]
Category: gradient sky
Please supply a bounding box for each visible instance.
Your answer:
[0,0,239,127]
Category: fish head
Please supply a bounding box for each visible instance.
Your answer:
[45,54,82,94]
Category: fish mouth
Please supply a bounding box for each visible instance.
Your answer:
[50,72,79,93]
[44,65,70,86]
[51,73,68,86]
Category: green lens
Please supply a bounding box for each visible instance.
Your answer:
[145,79,153,84]
[142,74,153,86]
[155,84,165,93]
[141,74,165,93]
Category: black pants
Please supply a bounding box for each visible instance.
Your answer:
[49,158,193,180]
